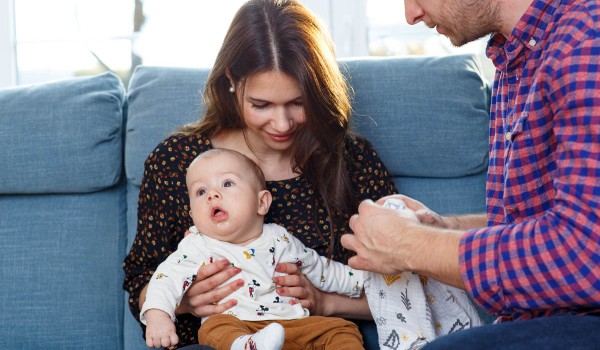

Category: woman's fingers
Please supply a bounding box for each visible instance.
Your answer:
[273,262,318,311]
[177,259,243,317]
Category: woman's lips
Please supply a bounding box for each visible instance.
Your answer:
[268,132,292,142]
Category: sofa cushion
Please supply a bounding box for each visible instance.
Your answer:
[341,54,489,179]
[0,72,125,194]
[125,66,210,187]
[0,189,127,349]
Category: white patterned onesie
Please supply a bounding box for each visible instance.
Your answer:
[140,223,364,324]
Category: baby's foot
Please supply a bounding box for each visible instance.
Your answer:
[231,323,284,350]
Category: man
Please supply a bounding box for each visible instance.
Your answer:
[341,0,600,348]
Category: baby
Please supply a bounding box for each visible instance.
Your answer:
[141,148,365,350]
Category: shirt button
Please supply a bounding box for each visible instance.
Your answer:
[505,132,512,141]
[529,38,537,46]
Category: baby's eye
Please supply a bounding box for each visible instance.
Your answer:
[223,180,234,188]
[196,188,206,196]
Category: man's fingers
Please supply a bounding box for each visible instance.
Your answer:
[340,233,359,252]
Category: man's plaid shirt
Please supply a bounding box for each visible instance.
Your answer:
[459,0,600,322]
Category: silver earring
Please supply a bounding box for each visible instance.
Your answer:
[229,85,235,93]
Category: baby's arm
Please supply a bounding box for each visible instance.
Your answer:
[284,233,364,297]
[140,234,206,346]
[144,309,179,348]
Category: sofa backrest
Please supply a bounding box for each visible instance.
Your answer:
[0,73,127,349]
[341,55,490,214]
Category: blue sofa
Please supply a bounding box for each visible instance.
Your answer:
[0,54,490,349]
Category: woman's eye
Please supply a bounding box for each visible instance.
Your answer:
[251,104,267,110]
[223,180,233,188]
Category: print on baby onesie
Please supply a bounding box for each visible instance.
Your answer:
[256,305,269,316]
[248,280,260,299]
[269,247,276,266]
[182,275,195,293]
[243,248,255,259]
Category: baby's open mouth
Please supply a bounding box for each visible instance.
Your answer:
[211,206,228,222]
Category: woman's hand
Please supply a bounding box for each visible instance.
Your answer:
[273,262,373,319]
[175,259,244,317]
[273,262,328,316]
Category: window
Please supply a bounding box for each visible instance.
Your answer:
[1,0,493,88]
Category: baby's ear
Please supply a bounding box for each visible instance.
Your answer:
[257,190,272,215]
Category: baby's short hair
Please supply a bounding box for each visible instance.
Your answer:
[192,148,267,190]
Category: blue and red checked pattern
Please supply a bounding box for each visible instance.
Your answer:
[459,0,600,322]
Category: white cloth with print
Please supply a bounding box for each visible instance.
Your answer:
[366,272,482,350]
[141,223,364,324]
[364,199,482,350]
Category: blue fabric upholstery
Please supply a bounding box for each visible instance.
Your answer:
[0,54,490,350]
[341,55,489,214]
[0,73,125,193]
[0,73,127,349]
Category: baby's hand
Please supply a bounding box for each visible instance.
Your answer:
[144,309,179,348]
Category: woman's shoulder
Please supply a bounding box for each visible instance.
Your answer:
[145,132,212,166]
[343,133,378,159]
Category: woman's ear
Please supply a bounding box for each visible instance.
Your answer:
[225,68,236,91]
[257,190,272,215]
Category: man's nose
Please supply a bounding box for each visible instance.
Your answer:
[404,0,424,25]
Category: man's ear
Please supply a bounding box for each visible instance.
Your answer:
[257,190,272,215]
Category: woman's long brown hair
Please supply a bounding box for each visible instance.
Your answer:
[177,0,358,258]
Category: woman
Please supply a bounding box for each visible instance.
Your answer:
[123,0,397,348]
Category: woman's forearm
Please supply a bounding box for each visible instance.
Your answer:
[138,284,148,312]
[323,292,372,319]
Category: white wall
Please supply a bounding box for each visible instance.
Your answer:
[0,0,16,88]
[303,0,368,58]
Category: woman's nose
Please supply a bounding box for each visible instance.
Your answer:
[272,107,293,133]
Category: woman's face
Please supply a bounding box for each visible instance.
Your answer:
[238,70,306,155]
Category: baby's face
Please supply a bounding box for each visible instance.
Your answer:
[186,153,268,245]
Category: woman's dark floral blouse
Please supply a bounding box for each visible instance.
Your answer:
[122,131,398,348]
